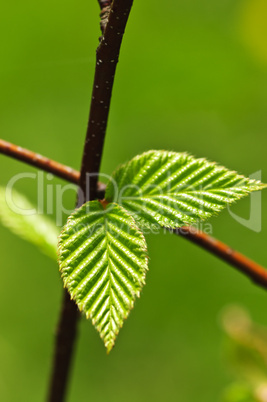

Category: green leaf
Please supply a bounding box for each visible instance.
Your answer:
[0,186,59,260]
[105,150,266,229]
[58,200,148,352]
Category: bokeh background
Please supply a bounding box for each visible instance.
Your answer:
[0,0,267,401]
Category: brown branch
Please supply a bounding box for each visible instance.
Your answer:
[0,138,106,199]
[79,0,134,201]
[174,227,267,290]
[47,1,134,401]
[0,139,79,184]
[47,290,79,402]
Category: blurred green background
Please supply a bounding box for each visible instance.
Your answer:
[0,0,267,401]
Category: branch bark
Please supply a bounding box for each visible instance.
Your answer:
[79,0,133,200]
[173,227,267,290]
[0,138,106,198]
[0,139,79,184]
[47,1,134,401]
[47,290,79,402]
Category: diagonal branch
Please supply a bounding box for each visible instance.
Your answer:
[0,138,106,198]
[0,138,79,183]
[173,227,267,290]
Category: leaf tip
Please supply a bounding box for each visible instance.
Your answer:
[105,340,115,354]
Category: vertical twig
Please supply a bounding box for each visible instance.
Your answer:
[47,290,79,402]
[79,0,134,200]
[47,1,134,401]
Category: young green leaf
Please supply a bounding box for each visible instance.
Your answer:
[105,150,266,229]
[0,186,59,260]
[58,201,148,353]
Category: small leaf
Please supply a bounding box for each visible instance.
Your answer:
[58,201,148,352]
[0,186,59,260]
[105,150,266,229]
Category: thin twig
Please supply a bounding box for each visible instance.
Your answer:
[1,138,267,290]
[0,139,79,184]
[47,290,79,402]
[0,138,106,198]
[47,1,134,401]
[79,0,134,201]
[173,227,267,290]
